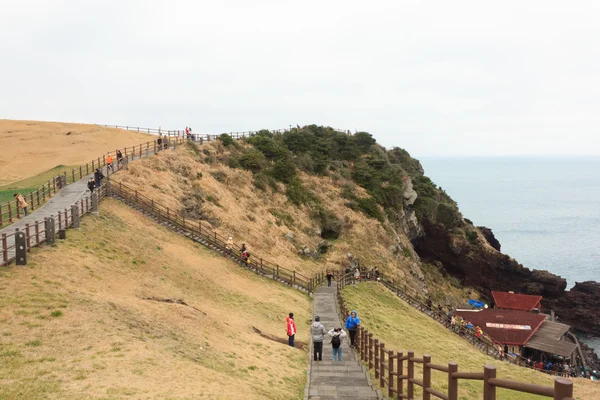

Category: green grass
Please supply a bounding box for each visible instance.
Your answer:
[0,164,76,203]
[342,283,598,400]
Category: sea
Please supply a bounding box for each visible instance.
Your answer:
[419,157,600,353]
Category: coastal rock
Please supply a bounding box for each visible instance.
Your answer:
[403,178,418,206]
[478,226,501,251]
[412,219,599,335]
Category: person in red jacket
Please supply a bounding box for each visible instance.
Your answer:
[286,312,297,347]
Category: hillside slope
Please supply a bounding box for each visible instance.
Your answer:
[342,283,599,400]
[0,120,152,185]
[0,199,311,400]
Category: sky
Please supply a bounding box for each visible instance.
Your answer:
[1,0,600,157]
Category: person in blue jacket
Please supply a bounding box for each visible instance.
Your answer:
[345,310,360,348]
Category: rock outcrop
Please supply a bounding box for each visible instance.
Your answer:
[412,220,600,335]
[478,226,501,251]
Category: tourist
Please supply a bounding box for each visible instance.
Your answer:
[94,168,104,188]
[426,297,433,311]
[345,310,360,348]
[225,236,234,253]
[326,271,333,287]
[353,268,360,284]
[344,266,351,283]
[311,316,326,361]
[13,193,28,216]
[157,136,163,150]
[328,327,347,361]
[374,268,381,281]
[450,315,457,330]
[286,313,296,347]
[106,153,114,173]
[116,149,123,169]
[87,178,95,193]
[242,250,251,265]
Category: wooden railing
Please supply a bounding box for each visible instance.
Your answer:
[0,136,185,228]
[336,274,574,400]
[108,180,326,294]
[1,185,108,266]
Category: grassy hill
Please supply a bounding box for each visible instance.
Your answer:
[0,199,311,400]
[0,120,152,186]
[342,282,600,400]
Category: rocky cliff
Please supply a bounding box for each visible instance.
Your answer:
[412,219,600,336]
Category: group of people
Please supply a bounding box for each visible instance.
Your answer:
[225,236,252,266]
[286,310,361,362]
[185,127,194,140]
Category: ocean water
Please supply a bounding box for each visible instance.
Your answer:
[419,157,600,351]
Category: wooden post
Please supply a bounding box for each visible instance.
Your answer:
[380,343,386,389]
[553,378,573,400]
[15,229,27,265]
[374,339,379,379]
[58,210,62,230]
[407,351,414,399]
[8,202,12,222]
[25,223,31,252]
[35,221,40,245]
[423,354,432,400]
[368,333,374,369]
[483,364,496,400]
[448,362,458,400]
[397,352,404,398]
[361,328,367,362]
[387,350,394,397]
[293,270,296,287]
[36,189,40,207]
[1,233,7,264]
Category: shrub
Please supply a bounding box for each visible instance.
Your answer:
[466,230,479,245]
[252,173,269,191]
[227,156,241,169]
[209,170,227,183]
[239,149,267,173]
[218,133,236,147]
[436,203,460,227]
[356,197,385,222]
[464,218,473,225]
[341,183,357,200]
[285,179,316,206]
[269,209,294,227]
[413,197,438,223]
[272,157,297,183]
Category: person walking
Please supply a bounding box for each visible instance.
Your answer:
[94,169,104,188]
[328,328,347,361]
[116,149,123,169]
[326,271,333,287]
[14,193,28,216]
[353,268,360,284]
[311,316,326,361]
[345,310,360,348]
[225,236,234,253]
[157,136,163,151]
[286,313,296,347]
[87,178,96,193]
[106,153,114,173]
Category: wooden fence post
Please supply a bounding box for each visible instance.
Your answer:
[368,333,374,370]
[483,364,496,400]
[397,352,404,398]
[380,342,386,389]
[374,339,380,379]
[407,351,414,399]
[448,362,458,400]
[423,354,431,400]
[35,221,40,245]
[25,224,31,252]
[553,377,573,400]
[387,350,394,397]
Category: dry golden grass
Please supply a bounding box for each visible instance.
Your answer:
[0,120,152,185]
[0,199,311,399]
[342,283,600,400]
[114,142,434,294]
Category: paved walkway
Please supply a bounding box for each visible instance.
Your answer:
[306,283,379,400]
[0,144,176,264]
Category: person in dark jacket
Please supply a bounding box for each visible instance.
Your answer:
[94,169,104,187]
[326,271,333,287]
[87,178,96,193]
[311,316,326,361]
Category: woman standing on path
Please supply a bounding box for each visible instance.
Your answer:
[311,316,326,361]
[13,193,28,216]
[286,313,296,347]
[345,310,360,348]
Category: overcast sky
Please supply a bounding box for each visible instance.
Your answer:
[2,1,599,156]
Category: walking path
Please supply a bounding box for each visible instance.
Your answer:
[305,283,380,400]
[0,144,177,264]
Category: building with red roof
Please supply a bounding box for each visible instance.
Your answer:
[491,291,542,312]
[454,309,546,354]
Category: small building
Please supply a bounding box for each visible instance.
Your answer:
[491,291,542,312]
[453,309,546,354]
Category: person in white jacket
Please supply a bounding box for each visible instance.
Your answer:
[328,328,347,361]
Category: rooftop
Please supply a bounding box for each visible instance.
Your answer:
[492,291,542,312]
[454,309,546,345]
[524,321,576,357]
